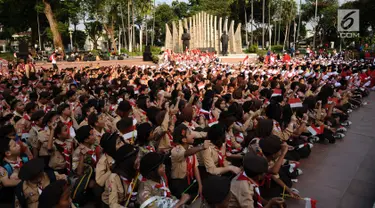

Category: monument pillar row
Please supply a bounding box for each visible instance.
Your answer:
[202,12,205,48]
[223,17,228,34]
[192,14,196,49]
[188,17,192,49]
[184,18,188,31]
[228,20,235,54]
[198,12,201,49]
[165,23,173,50]
[218,17,222,53]
[172,21,178,52]
[208,14,212,49]
[234,23,242,54]
[178,20,183,52]
[214,16,218,53]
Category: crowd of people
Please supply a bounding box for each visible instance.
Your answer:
[0,49,374,208]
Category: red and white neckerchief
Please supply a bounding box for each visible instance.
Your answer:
[86,145,101,166]
[8,158,23,169]
[186,154,196,185]
[273,120,282,134]
[68,101,81,111]
[234,122,244,143]
[237,172,263,208]
[145,145,156,152]
[226,133,241,154]
[153,178,171,197]
[41,105,52,113]
[23,114,31,122]
[18,94,29,103]
[61,117,75,138]
[214,146,225,167]
[166,131,176,147]
[56,141,74,174]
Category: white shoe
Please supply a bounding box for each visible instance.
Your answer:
[337,126,347,133]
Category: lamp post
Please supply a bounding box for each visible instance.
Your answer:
[69,19,73,52]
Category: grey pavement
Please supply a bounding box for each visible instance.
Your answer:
[288,93,375,208]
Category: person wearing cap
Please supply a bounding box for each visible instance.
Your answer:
[197,124,241,177]
[38,180,75,208]
[101,143,139,208]
[15,158,66,208]
[138,152,190,208]
[72,125,100,176]
[170,124,209,199]
[201,175,232,208]
[96,132,125,187]
[47,121,77,175]
[249,135,298,199]
[229,153,286,208]
[28,110,45,158]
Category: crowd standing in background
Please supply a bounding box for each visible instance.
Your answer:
[0,49,374,208]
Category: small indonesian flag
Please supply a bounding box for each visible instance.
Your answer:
[288,98,303,108]
[199,109,210,115]
[129,99,136,107]
[271,89,282,97]
[304,198,317,208]
[242,55,249,64]
[208,117,218,127]
[307,124,324,136]
[198,83,205,90]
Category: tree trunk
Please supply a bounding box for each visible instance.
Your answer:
[128,0,132,52]
[283,22,288,51]
[93,40,98,50]
[43,0,64,56]
[104,22,117,54]
[140,23,143,52]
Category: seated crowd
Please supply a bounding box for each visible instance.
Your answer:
[0,50,374,208]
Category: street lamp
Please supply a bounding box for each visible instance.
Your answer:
[69,19,73,52]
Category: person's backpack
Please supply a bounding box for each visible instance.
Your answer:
[2,155,29,177]
[14,169,56,208]
[71,165,94,206]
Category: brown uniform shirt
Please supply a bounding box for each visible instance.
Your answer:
[17,173,51,208]
[181,121,207,139]
[197,143,229,175]
[101,174,130,208]
[96,154,115,187]
[170,144,198,179]
[72,144,99,172]
[272,120,293,141]
[37,128,53,156]
[228,173,256,208]
[48,138,75,171]
[28,126,43,151]
[137,179,173,206]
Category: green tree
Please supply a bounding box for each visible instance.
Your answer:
[281,0,297,50]
[85,21,103,50]
[149,3,177,46]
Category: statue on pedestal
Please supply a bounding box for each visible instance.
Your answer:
[221,31,229,56]
[181,29,191,52]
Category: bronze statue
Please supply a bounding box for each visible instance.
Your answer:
[221,31,229,56]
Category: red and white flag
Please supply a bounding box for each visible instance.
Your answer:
[271,89,282,97]
[304,198,317,208]
[288,98,303,108]
[307,124,324,136]
[242,55,249,64]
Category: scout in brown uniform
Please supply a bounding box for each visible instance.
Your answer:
[15,158,67,208]
[38,111,60,165]
[96,132,125,187]
[249,135,298,199]
[72,125,100,176]
[229,153,286,208]
[101,143,139,208]
[170,124,209,199]
[87,112,107,144]
[138,152,190,208]
[180,105,207,139]
[57,104,79,139]
[265,102,295,142]
[28,110,45,157]
[112,101,132,131]
[0,137,23,204]
[197,124,241,177]
[38,180,77,208]
[15,102,37,141]
[117,117,137,145]
[47,122,77,175]
[66,90,82,119]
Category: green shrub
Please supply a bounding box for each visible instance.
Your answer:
[272,45,283,53]
[256,50,267,57]
[248,45,258,53]
[91,49,100,56]
[152,54,159,64]
[0,52,15,61]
